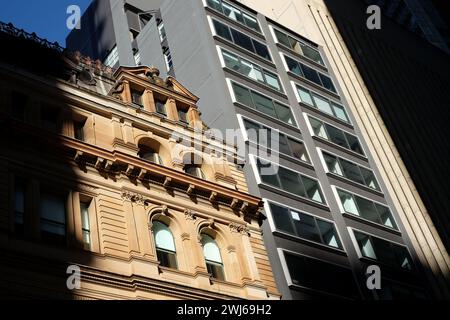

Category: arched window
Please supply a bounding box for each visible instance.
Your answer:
[184,164,205,179]
[153,221,177,269]
[139,144,163,165]
[201,234,225,280]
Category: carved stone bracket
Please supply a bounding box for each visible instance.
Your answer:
[229,222,250,235]
[121,191,148,206]
[184,209,196,221]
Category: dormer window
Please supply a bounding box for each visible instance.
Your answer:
[178,108,188,124]
[155,97,167,115]
[131,89,143,106]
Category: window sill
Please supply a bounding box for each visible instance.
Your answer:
[213,36,275,68]
[272,229,347,256]
[300,102,353,128]
[233,101,299,132]
[326,172,384,197]
[342,213,402,235]
[223,66,287,99]
[206,7,265,40]
[276,42,328,72]
[312,135,367,161]
[258,183,329,211]
[287,71,341,100]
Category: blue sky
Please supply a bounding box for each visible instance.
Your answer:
[0,0,92,46]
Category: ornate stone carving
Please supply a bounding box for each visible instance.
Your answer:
[229,222,250,235]
[184,209,196,221]
[121,191,147,205]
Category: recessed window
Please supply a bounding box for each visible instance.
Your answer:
[153,221,177,269]
[163,47,173,71]
[285,55,336,93]
[212,19,271,61]
[131,89,143,106]
[231,82,296,126]
[353,231,413,270]
[80,200,91,250]
[158,23,167,42]
[336,189,397,229]
[242,118,309,163]
[201,234,225,281]
[284,252,359,298]
[11,91,27,120]
[138,145,163,165]
[155,98,167,115]
[14,178,26,237]
[41,104,60,132]
[273,28,325,66]
[322,151,380,190]
[40,191,67,246]
[206,0,261,33]
[73,119,86,141]
[178,108,189,123]
[269,203,342,248]
[221,49,282,92]
[296,85,349,123]
[256,158,325,204]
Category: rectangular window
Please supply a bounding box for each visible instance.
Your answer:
[14,178,26,237]
[256,158,325,204]
[104,46,119,68]
[221,49,282,92]
[131,89,143,106]
[269,202,342,248]
[212,19,271,61]
[207,0,261,32]
[178,109,188,123]
[74,120,85,142]
[353,231,413,270]
[231,82,296,126]
[308,116,364,155]
[336,189,397,229]
[11,91,27,120]
[295,85,349,123]
[80,201,91,250]
[274,28,325,66]
[284,252,359,298]
[322,151,380,191]
[40,191,67,246]
[158,23,166,42]
[41,104,60,132]
[155,98,167,115]
[242,118,309,162]
[163,48,173,71]
[284,55,336,93]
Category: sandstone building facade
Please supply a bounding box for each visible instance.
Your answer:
[0,22,279,300]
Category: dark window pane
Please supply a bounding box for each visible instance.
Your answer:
[131,89,143,106]
[253,40,271,60]
[274,29,291,47]
[207,0,223,13]
[213,20,232,41]
[279,167,305,197]
[206,261,225,280]
[74,120,85,141]
[302,176,324,203]
[277,134,291,156]
[355,196,382,224]
[157,249,178,269]
[257,159,280,187]
[292,211,321,243]
[274,102,296,125]
[243,13,260,32]
[375,204,397,229]
[317,220,342,248]
[155,99,167,115]
[231,29,253,52]
[345,133,364,155]
[270,203,294,234]
[285,55,302,76]
[301,63,321,85]
[251,91,277,117]
[319,74,336,92]
[393,245,413,270]
[288,138,309,162]
[301,43,325,65]
[325,124,348,148]
[40,192,66,245]
[340,159,365,185]
[372,237,398,267]
[178,109,188,123]
[360,167,380,190]
[232,83,254,107]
